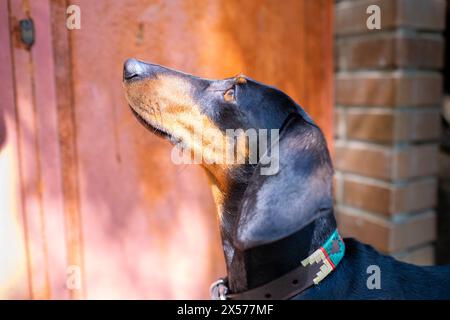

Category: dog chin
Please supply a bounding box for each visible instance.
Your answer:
[129,105,174,142]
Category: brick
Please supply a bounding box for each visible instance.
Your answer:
[335,142,438,180]
[343,177,437,215]
[333,172,344,203]
[393,144,439,179]
[337,208,390,252]
[335,142,390,179]
[343,178,390,215]
[337,33,444,70]
[391,212,436,252]
[346,110,394,142]
[394,245,435,265]
[334,107,345,139]
[345,109,441,143]
[336,0,395,36]
[336,208,436,253]
[396,0,446,31]
[336,72,442,107]
[336,0,446,36]
[396,110,441,142]
[393,179,437,213]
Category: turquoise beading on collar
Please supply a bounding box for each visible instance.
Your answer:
[301,229,345,284]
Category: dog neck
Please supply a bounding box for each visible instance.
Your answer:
[204,112,336,294]
[207,167,337,294]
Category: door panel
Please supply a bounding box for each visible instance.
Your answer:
[0,0,333,299]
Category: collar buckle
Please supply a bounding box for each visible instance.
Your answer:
[210,278,229,300]
[209,229,345,300]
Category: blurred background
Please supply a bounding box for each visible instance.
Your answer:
[0,0,448,299]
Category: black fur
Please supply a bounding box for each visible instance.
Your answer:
[298,239,450,299]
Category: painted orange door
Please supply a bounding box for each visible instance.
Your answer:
[0,0,333,299]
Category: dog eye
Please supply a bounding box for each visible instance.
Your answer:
[224,88,235,102]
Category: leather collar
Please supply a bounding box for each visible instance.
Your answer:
[210,229,345,300]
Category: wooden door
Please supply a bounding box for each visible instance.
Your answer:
[0,0,333,299]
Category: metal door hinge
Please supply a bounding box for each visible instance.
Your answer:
[19,18,34,48]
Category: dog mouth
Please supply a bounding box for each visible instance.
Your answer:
[129,106,174,141]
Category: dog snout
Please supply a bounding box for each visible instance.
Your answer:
[123,58,151,81]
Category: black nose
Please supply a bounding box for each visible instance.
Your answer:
[123,58,148,80]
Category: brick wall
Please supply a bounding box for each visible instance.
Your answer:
[334,0,446,265]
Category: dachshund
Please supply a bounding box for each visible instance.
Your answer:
[123,58,450,299]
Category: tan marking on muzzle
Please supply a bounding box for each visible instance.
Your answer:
[124,74,248,166]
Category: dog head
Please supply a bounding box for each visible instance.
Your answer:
[123,59,333,250]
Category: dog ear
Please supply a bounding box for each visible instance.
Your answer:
[234,113,334,250]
